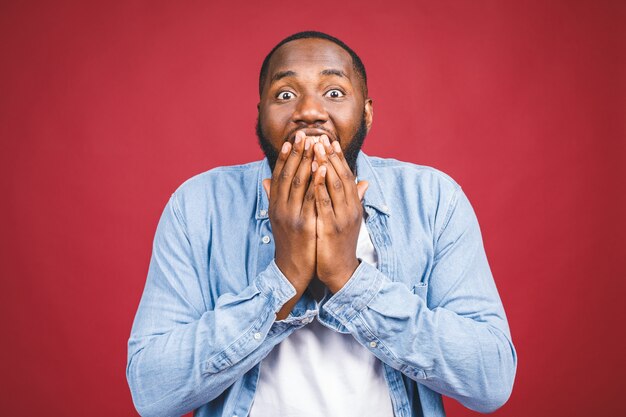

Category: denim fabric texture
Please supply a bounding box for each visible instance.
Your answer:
[127,152,517,417]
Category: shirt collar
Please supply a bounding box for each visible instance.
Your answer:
[255,151,390,220]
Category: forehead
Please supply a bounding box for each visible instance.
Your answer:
[267,38,355,78]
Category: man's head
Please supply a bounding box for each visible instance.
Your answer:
[256,31,373,173]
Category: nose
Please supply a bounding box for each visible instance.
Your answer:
[292,94,328,125]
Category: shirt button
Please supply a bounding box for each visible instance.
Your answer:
[260,209,267,216]
[253,332,262,340]
[369,341,377,348]
[261,235,271,244]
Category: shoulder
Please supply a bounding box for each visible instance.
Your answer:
[169,160,264,219]
[365,155,461,198]
[175,160,262,192]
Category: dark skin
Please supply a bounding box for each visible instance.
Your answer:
[257,39,374,319]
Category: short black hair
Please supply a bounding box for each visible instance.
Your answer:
[258,31,368,97]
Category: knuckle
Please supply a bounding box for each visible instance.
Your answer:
[332,180,342,190]
[341,171,353,181]
[292,218,305,231]
[292,175,302,187]
[321,197,332,207]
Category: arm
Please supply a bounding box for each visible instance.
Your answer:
[320,187,516,413]
[126,194,312,417]
[312,139,516,413]
[127,133,318,416]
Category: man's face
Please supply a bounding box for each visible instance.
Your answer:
[257,38,373,173]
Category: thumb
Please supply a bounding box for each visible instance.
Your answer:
[356,180,369,201]
[262,178,271,199]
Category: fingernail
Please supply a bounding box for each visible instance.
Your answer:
[323,135,330,147]
[319,165,327,177]
[304,138,310,151]
[312,161,318,172]
[295,135,302,144]
[281,142,290,153]
[332,141,341,152]
[316,143,326,156]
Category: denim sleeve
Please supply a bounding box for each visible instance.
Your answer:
[319,188,517,413]
[126,194,313,417]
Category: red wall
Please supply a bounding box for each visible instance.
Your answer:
[1,1,624,416]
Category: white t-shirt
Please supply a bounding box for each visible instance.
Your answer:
[249,218,394,417]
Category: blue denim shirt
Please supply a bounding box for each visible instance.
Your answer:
[127,152,516,417]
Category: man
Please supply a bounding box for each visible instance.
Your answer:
[127,31,516,417]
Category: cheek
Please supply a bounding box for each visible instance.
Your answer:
[261,105,291,136]
[333,105,362,138]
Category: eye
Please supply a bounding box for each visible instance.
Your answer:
[325,89,345,99]
[276,91,295,100]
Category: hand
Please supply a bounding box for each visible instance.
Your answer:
[262,131,317,319]
[312,135,369,293]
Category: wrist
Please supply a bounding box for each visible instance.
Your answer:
[275,257,314,289]
[321,258,360,294]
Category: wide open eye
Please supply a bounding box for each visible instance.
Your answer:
[276,91,295,100]
[325,89,345,99]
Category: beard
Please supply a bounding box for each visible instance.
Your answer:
[256,114,368,175]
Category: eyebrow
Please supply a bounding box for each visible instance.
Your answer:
[271,70,296,83]
[269,68,349,84]
[320,69,348,78]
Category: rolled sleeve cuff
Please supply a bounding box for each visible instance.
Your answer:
[254,260,298,313]
[319,261,384,328]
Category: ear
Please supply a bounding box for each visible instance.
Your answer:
[364,98,374,133]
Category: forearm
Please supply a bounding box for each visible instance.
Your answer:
[319,261,516,413]
[127,261,315,416]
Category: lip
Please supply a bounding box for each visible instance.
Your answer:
[289,128,335,142]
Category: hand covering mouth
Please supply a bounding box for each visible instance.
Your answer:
[288,128,336,143]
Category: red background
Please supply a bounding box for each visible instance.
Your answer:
[1,1,624,416]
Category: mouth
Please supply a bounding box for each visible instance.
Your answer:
[288,128,336,143]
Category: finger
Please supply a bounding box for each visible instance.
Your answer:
[314,141,347,214]
[276,130,306,203]
[356,180,369,201]
[314,165,335,220]
[271,141,291,190]
[262,178,271,200]
[325,137,356,188]
[301,174,316,218]
[321,136,351,205]
[326,139,359,206]
[289,136,314,206]
[318,143,348,214]
[311,136,320,165]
